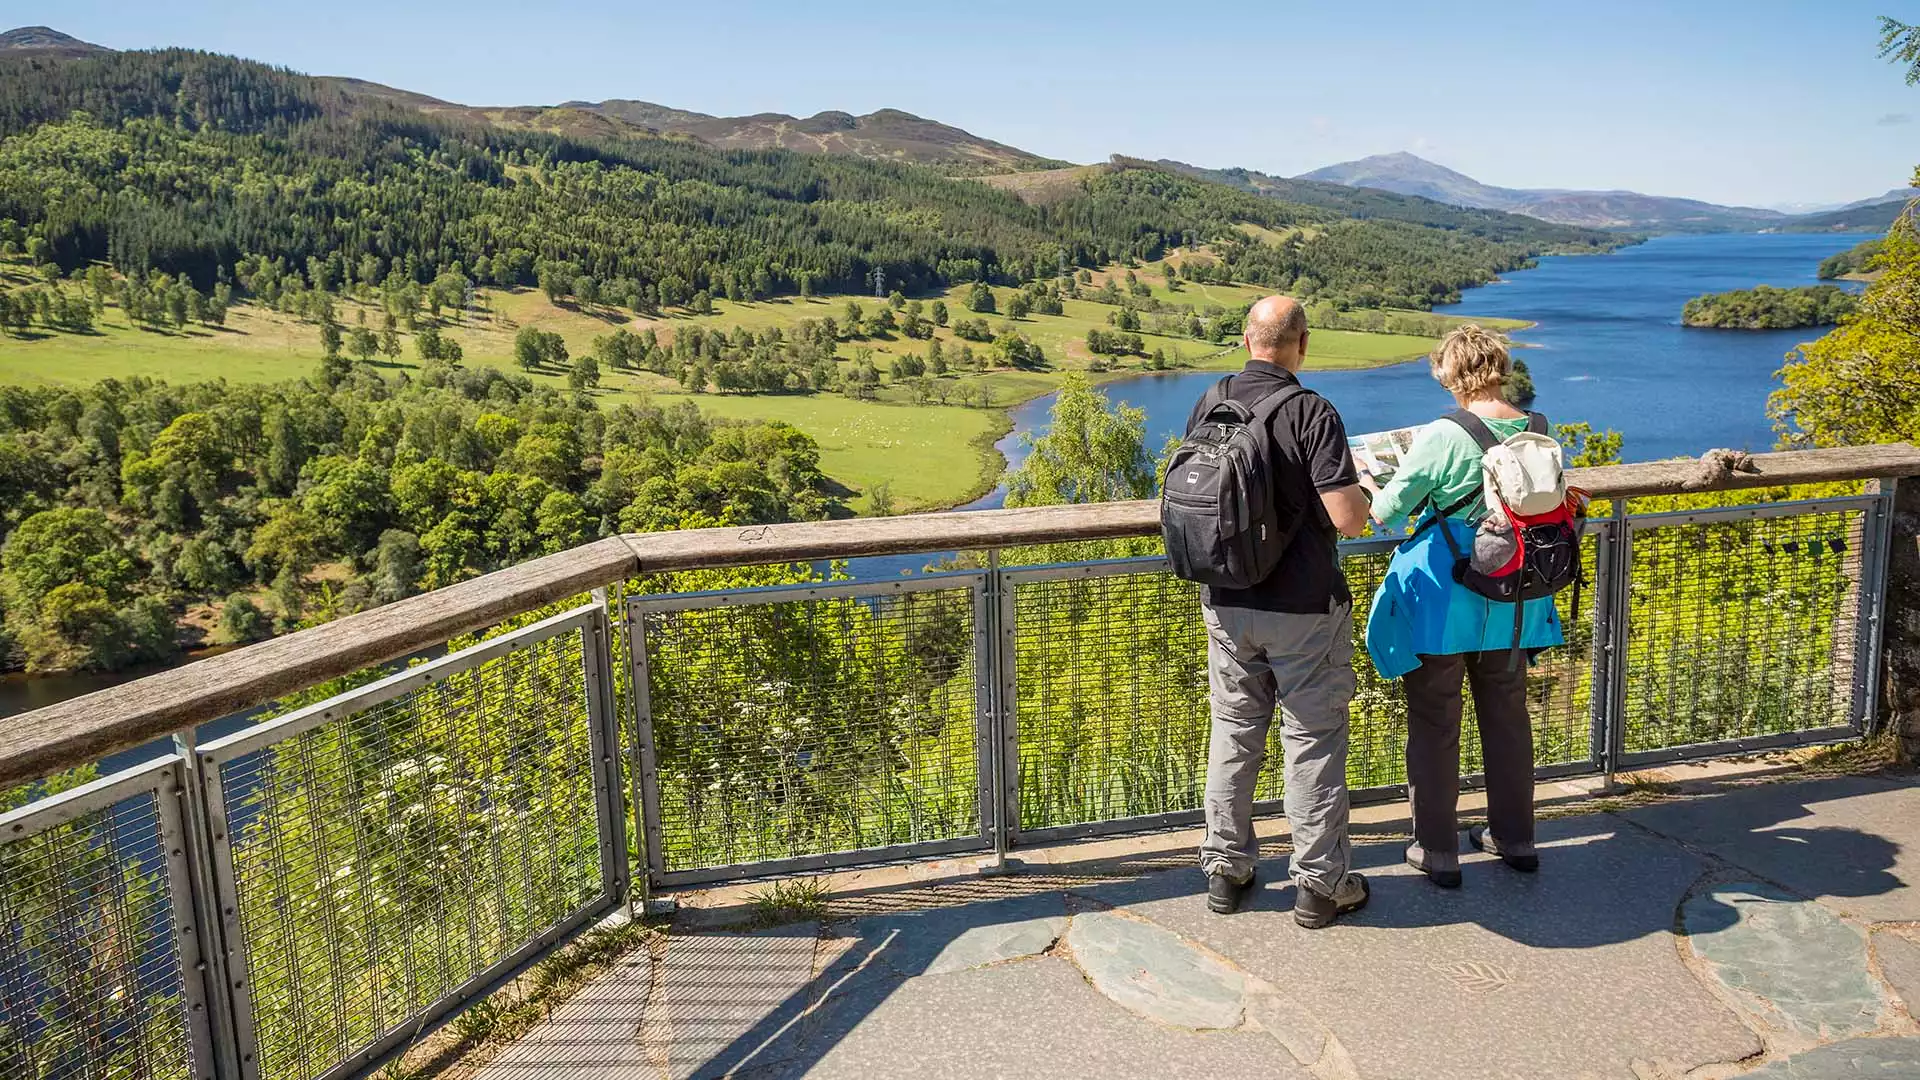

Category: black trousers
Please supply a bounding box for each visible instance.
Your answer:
[1402,651,1536,855]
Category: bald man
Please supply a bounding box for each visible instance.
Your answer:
[1186,295,1371,927]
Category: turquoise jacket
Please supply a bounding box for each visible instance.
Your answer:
[1364,515,1566,680]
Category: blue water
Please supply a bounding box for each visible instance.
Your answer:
[849,232,1875,578]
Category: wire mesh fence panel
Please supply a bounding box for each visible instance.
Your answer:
[636,579,983,877]
[202,611,608,1080]
[1623,505,1867,758]
[0,762,200,1080]
[1008,567,1210,832]
[1339,548,1409,795]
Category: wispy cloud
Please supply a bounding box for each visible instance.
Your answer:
[1879,113,1912,126]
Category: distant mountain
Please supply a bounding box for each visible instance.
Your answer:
[1298,152,1787,232]
[0,26,107,54]
[1298,152,1518,211]
[1153,158,1622,249]
[1783,196,1912,233]
[1832,187,1914,213]
[562,100,1069,174]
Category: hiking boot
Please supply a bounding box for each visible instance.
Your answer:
[1207,870,1256,915]
[1468,825,1539,872]
[1294,872,1369,929]
[1405,842,1462,889]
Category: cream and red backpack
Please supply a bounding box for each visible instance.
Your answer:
[1420,410,1587,664]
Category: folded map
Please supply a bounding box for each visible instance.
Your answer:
[1347,424,1429,485]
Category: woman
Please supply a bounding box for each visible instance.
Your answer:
[1356,325,1564,889]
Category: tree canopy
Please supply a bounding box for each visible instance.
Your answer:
[1681,284,1858,329]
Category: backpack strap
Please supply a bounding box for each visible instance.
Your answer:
[1441,409,1502,452]
[1197,374,1308,427]
[1191,375,1238,423]
[1525,411,1549,436]
[1244,381,1309,423]
[1412,413,1500,528]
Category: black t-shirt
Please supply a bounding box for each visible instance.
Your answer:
[1185,362,1357,614]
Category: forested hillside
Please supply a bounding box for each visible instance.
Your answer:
[0,47,1616,314]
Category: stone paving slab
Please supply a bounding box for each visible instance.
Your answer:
[822,892,1068,978]
[1682,883,1885,1041]
[794,955,1304,1080]
[1064,909,1245,1030]
[1081,814,1762,1080]
[1622,774,1918,923]
[1871,929,1920,1016]
[1739,1035,1920,1077]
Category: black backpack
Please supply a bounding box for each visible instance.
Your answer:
[1161,376,1310,590]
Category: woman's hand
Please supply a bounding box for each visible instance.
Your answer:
[1354,471,1385,522]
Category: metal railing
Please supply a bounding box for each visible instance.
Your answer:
[0,445,1911,1080]
[626,492,1889,886]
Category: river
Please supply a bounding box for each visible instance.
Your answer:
[0,231,1876,726]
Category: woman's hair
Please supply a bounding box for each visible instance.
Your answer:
[1429,324,1511,398]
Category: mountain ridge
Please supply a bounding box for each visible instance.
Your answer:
[556,99,1070,173]
[1150,157,1624,249]
[1297,152,1789,231]
[1299,151,1898,232]
[0,26,108,54]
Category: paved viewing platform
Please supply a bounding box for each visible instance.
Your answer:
[482,760,1920,1080]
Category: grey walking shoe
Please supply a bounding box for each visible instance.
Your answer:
[1405,842,1462,889]
[1468,825,1539,872]
[1207,870,1256,914]
[1294,872,1369,929]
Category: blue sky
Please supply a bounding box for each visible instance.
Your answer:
[25,0,1918,207]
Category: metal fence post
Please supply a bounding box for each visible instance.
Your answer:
[1601,502,1633,789]
[195,753,263,1080]
[583,594,630,908]
[970,554,1000,865]
[162,745,230,1080]
[979,549,1019,874]
[1861,479,1899,732]
[622,598,671,912]
[1586,518,1617,777]
[171,733,245,1080]
[998,554,1024,861]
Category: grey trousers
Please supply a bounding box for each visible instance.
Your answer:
[1403,651,1536,864]
[1199,601,1356,895]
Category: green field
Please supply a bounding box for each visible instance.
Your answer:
[649,392,1009,512]
[2,261,1519,510]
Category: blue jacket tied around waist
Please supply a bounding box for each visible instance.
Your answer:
[1364,515,1565,680]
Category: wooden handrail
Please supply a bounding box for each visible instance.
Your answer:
[3,442,1917,788]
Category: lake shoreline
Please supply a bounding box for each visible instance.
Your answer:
[917,304,1537,515]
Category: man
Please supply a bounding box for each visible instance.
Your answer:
[1192,295,1372,928]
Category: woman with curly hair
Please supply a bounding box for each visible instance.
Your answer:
[1356,325,1565,889]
